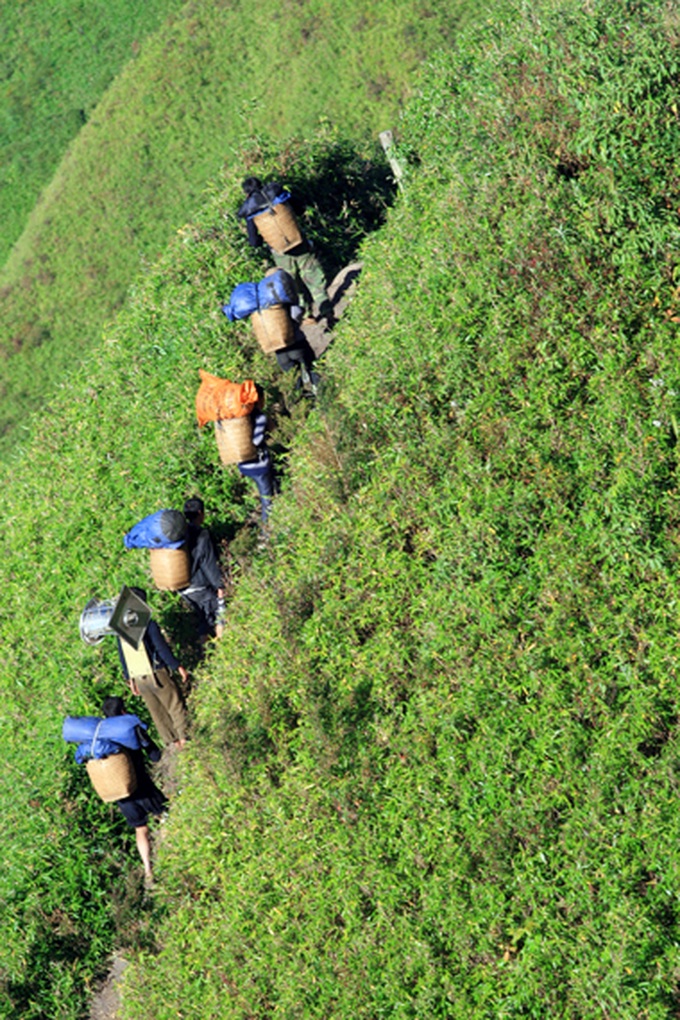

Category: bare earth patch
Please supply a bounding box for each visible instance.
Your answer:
[89,951,128,1020]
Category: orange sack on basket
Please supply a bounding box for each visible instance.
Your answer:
[195,370,259,427]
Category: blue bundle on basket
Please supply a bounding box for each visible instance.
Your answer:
[222,269,298,321]
[63,714,147,763]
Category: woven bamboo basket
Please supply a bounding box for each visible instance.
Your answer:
[214,416,257,465]
[149,546,191,591]
[253,202,303,253]
[86,752,137,802]
[251,304,294,354]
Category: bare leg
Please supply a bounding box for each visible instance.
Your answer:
[135,825,153,878]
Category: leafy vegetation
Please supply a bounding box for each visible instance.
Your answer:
[2,0,680,1017]
[0,133,394,1019]
[0,0,183,265]
[0,0,469,458]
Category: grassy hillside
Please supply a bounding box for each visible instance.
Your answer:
[0,0,470,458]
[0,0,183,265]
[2,0,680,1017]
[0,134,393,1020]
[122,1,680,1016]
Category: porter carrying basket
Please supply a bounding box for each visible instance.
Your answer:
[86,751,137,802]
[251,305,294,354]
[149,546,191,591]
[252,202,303,253]
[214,416,257,465]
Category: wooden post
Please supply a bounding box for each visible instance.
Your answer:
[379,129,406,191]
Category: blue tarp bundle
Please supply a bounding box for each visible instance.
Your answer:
[254,189,291,215]
[63,714,147,763]
[123,509,186,550]
[258,269,297,308]
[223,282,258,322]
[243,188,292,220]
[222,269,298,322]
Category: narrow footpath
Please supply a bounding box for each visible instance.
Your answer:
[89,951,127,1020]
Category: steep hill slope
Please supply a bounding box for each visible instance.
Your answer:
[1,0,680,1018]
[120,2,680,1017]
[0,0,469,458]
[0,134,393,1020]
[0,0,183,264]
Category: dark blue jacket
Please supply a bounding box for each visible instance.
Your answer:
[117,619,180,680]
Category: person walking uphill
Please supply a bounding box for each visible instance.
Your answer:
[237,176,332,324]
[116,587,189,750]
[238,388,278,522]
[181,497,225,642]
[101,695,167,885]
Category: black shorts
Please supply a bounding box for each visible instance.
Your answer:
[116,777,167,828]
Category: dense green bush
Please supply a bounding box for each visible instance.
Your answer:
[3,0,680,1017]
[0,0,469,459]
[0,134,395,1019]
[119,1,680,1017]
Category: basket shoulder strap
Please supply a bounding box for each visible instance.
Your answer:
[90,719,104,759]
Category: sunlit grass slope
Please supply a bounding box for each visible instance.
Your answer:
[2,0,680,1018]
[0,135,392,1020]
[0,0,470,457]
[0,0,183,265]
[120,1,680,1017]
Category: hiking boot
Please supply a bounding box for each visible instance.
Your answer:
[298,364,320,398]
[317,300,336,330]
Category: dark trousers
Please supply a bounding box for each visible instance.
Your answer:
[239,450,276,521]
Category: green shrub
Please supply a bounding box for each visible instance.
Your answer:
[3,0,680,1016]
[0,0,183,265]
[0,0,470,458]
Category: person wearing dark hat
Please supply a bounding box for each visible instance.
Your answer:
[180,497,225,641]
[123,508,187,550]
[237,176,332,324]
[116,588,189,750]
[101,695,166,884]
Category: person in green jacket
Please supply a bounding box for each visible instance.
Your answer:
[237,176,333,325]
